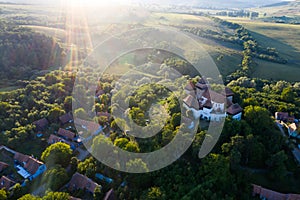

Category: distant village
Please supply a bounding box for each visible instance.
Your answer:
[0,111,116,199]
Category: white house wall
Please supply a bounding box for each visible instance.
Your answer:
[231,112,242,121]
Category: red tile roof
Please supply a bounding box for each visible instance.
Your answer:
[48,134,66,143]
[185,81,195,91]
[14,152,30,163]
[227,104,243,115]
[183,95,199,110]
[24,157,43,175]
[275,112,295,122]
[33,118,49,130]
[203,100,212,108]
[202,89,226,104]
[59,112,73,124]
[58,128,76,140]
[74,118,100,133]
[0,176,15,190]
[68,172,99,193]
[14,152,44,175]
[0,162,8,172]
[252,184,300,200]
[195,82,208,90]
[48,134,73,147]
[222,87,234,97]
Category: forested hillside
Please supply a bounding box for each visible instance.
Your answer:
[0,20,65,87]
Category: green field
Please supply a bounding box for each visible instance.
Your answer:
[2,3,300,82]
[220,17,300,81]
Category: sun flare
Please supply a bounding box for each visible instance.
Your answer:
[63,0,132,7]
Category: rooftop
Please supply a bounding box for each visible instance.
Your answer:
[183,94,199,110]
[227,104,243,115]
[33,118,49,129]
[252,184,300,200]
[14,152,44,175]
[68,172,99,194]
[202,89,226,104]
[0,176,15,190]
[58,128,76,140]
[184,81,195,91]
[0,162,9,172]
[59,112,73,124]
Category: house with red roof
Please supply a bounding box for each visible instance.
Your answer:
[58,128,76,141]
[14,152,46,181]
[252,184,300,200]
[47,134,76,150]
[33,118,49,131]
[59,112,73,124]
[0,162,9,172]
[0,176,15,190]
[275,112,295,123]
[67,172,100,194]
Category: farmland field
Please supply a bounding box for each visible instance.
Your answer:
[220,17,300,81]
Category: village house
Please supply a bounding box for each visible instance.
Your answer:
[33,118,49,131]
[183,78,242,122]
[288,123,299,138]
[47,134,76,150]
[58,128,76,141]
[74,118,103,136]
[67,172,100,194]
[0,162,9,172]
[59,112,73,125]
[252,184,300,200]
[0,145,46,189]
[275,112,295,123]
[0,176,15,190]
[14,152,46,181]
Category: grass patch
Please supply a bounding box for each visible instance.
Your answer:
[252,58,300,82]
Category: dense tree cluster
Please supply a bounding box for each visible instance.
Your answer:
[0,20,66,85]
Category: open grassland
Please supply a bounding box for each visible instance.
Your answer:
[219,17,300,81]
[222,18,300,54]
[3,3,300,82]
[249,1,300,17]
[149,12,218,29]
[23,25,66,41]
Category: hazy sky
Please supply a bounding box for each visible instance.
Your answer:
[3,0,294,6]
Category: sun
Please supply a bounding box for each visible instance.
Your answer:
[63,0,132,7]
